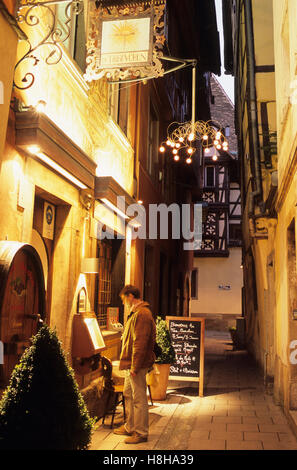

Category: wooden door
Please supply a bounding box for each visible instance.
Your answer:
[0,242,45,385]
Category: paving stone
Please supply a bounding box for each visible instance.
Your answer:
[242,416,274,424]
[189,429,210,440]
[227,409,256,417]
[187,439,226,450]
[213,416,242,424]
[259,424,291,433]
[244,432,279,442]
[192,422,227,432]
[271,415,290,425]
[262,441,297,450]
[278,432,297,443]
[209,431,244,441]
[227,423,259,432]
[194,415,213,423]
[226,440,263,450]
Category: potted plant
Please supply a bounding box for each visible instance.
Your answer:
[150,316,176,401]
[0,325,94,450]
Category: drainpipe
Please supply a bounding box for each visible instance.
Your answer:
[244,0,265,232]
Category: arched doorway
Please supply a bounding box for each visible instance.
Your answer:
[0,242,46,386]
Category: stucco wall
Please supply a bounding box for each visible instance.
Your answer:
[190,247,243,316]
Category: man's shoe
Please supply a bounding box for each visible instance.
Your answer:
[124,432,148,444]
[113,424,132,436]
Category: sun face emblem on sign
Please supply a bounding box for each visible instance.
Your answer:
[100,17,152,68]
[111,20,139,48]
[84,1,166,82]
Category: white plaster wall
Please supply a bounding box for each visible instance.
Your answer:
[190,247,243,315]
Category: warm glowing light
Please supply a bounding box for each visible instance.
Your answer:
[174,155,180,161]
[216,132,222,140]
[179,137,184,143]
[35,100,47,113]
[31,150,88,189]
[27,145,41,154]
[216,144,222,150]
[212,155,218,161]
[173,149,178,155]
[187,147,194,155]
[205,148,210,154]
[101,198,129,219]
[159,146,165,153]
[176,143,181,148]
[166,140,171,146]
[188,133,195,142]
[186,157,192,164]
[137,200,143,205]
[214,140,219,146]
[203,135,208,140]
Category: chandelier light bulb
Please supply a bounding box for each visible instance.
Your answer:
[159,146,165,153]
[176,143,181,148]
[216,144,222,150]
[205,148,210,154]
[174,155,180,161]
[173,149,178,155]
[179,137,184,143]
[188,132,195,142]
[214,140,219,146]
[212,155,218,161]
[166,139,171,146]
[216,132,222,140]
[186,157,192,164]
[203,135,208,140]
[187,147,194,155]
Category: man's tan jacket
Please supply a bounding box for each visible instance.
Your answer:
[119,301,156,374]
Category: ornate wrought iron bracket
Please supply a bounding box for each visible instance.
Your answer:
[14,0,84,90]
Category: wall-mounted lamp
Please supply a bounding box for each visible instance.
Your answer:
[12,97,47,113]
[81,258,100,274]
[34,99,47,113]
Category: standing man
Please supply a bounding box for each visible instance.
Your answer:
[114,285,156,444]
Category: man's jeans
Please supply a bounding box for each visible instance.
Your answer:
[123,368,149,437]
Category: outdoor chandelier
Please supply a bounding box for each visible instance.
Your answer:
[159,65,229,164]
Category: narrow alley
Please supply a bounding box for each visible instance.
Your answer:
[90,330,297,451]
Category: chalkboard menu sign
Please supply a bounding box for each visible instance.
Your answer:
[166,316,205,396]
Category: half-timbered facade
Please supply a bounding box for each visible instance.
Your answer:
[190,75,243,330]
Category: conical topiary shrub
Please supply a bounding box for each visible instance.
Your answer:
[0,325,94,450]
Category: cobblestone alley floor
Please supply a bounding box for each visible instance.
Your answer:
[90,330,297,451]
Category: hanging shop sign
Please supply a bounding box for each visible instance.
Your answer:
[84,0,166,82]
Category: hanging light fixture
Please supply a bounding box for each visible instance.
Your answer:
[159,63,229,163]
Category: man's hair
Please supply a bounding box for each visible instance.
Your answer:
[120,285,141,299]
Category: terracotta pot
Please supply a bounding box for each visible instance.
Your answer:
[149,363,171,401]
